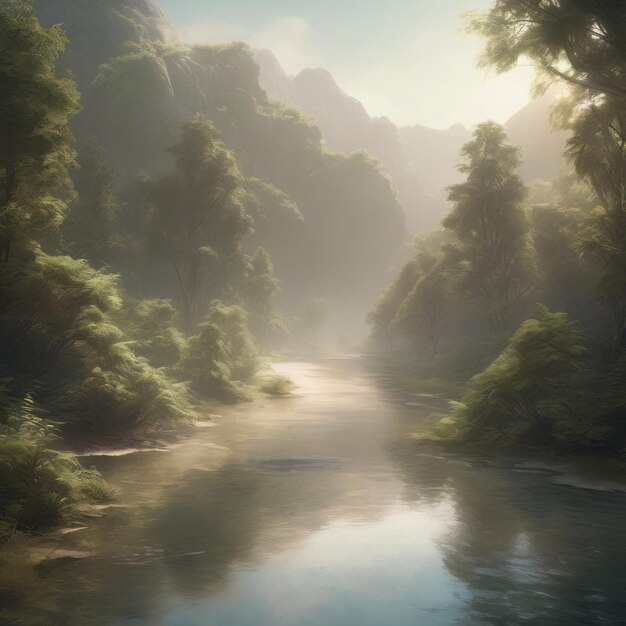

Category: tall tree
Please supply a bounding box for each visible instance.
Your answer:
[243,248,287,351]
[62,137,119,267]
[443,122,531,330]
[0,0,79,261]
[471,0,626,346]
[146,117,252,330]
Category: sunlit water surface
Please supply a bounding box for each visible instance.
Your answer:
[9,360,626,625]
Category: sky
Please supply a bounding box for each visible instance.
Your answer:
[158,0,534,130]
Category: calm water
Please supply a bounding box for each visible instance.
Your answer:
[7,359,626,625]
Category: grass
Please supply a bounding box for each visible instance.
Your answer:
[0,400,113,536]
[258,374,296,397]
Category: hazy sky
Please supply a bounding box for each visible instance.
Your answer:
[158,0,534,129]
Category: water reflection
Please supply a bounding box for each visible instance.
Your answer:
[390,434,626,624]
[3,360,626,625]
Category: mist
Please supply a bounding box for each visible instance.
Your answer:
[1,1,625,624]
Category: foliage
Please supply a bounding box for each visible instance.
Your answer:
[393,265,450,354]
[0,0,79,261]
[442,122,533,330]
[0,252,195,435]
[242,248,289,351]
[0,397,112,533]
[470,0,626,348]
[0,253,122,381]
[368,231,449,352]
[438,308,591,447]
[530,203,601,326]
[60,356,195,435]
[368,258,421,349]
[367,2,626,457]
[144,117,252,330]
[119,298,187,369]
[61,137,121,267]
[469,1,625,100]
[367,122,535,364]
[258,375,296,397]
[81,36,405,331]
[183,301,259,402]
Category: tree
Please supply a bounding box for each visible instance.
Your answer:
[471,0,626,347]
[368,230,450,353]
[368,259,420,351]
[62,138,119,267]
[0,0,79,261]
[243,248,288,351]
[1,253,124,384]
[183,301,259,401]
[440,308,590,447]
[443,122,532,331]
[126,299,187,369]
[394,263,450,355]
[146,117,252,330]
[470,1,625,100]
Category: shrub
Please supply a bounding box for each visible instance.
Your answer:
[183,301,259,402]
[0,398,112,533]
[440,308,591,448]
[258,375,295,397]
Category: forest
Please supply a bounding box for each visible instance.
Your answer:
[0,1,625,624]
[0,0,406,538]
[369,2,626,454]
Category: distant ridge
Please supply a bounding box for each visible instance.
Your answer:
[255,49,569,230]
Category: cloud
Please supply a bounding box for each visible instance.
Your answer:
[180,19,249,45]
[250,17,319,75]
[178,16,319,76]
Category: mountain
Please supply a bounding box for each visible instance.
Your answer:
[505,89,569,181]
[254,50,569,230]
[34,1,406,341]
[255,50,456,231]
[35,0,179,88]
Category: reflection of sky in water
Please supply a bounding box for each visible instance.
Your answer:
[159,505,464,626]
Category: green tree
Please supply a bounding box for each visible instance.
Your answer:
[124,299,187,369]
[443,122,532,330]
[368,259,420,351]
[183,301,259,401]
[368,231,449,353]
[1,255,121,379]
[0,0,79,261]
[440,308,590,447]
[394,262,449,355]
[471,0,626,347]
[470,1,625,100]
[146,117,252,330]
[62,138,119,267]
[243,248,288,351]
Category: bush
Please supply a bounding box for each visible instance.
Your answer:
[59,354,195,435]
[183,301,259,402]
[258,374,295,397]
[440,308,591,448]
[123,299,188,370]
[0,398,112,533]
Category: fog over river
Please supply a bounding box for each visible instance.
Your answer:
[14,359,626,625]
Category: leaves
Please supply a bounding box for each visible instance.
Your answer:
[445,308,591,447]
[0,1,79,259]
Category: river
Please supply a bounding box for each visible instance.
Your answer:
[8,358,626,625]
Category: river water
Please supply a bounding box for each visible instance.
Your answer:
[8,359,626,625]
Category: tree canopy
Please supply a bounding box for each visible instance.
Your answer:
[0,0,79,260]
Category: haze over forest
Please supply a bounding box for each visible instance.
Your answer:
[0,1,625,624]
